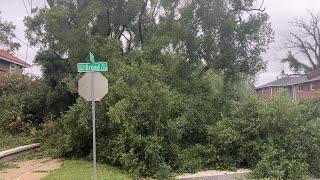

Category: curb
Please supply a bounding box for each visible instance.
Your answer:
[177,173,250,180]
[0,143,40,163]
[176,169,251,180]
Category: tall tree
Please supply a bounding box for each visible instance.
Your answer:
[282,12,320,73]
[156,0,273,84]
[0,12,20,52]
[24,0,272,92]
[22,1,274,176]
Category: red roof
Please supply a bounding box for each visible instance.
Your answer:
[0,49,31,68]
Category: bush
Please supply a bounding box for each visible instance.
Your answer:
[97,62,186,178]
[0,73,35,134]
[39,72,320,179]
[206,94,320,178]
[0,132,33,151]
[252,145,309,179]
[304,119,320,176]
[175,145,213,173]
[37,99,92,157]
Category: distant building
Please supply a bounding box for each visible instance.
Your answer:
[256,69,320,100]
[0,49,31,76]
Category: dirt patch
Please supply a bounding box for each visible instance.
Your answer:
[0,159,61,180]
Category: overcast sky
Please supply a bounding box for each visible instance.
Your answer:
[1,0,320,85]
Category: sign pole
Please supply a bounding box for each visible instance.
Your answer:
[91,72,97,180]
[78,52,108,180]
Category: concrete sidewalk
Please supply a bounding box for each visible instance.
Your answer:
[176,169,251,180]
[0,159,61,180]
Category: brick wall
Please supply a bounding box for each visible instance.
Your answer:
[293,80,320,100]
[0,60,10,75]
[256,87,280,100]
[257,80,320,100]
[256,85,288,100]
[0,59,23,76]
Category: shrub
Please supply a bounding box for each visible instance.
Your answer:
[304,119,320,176]
[37,99,92,157]
[207,94,320,178]
[252,145,309,179]
[0,73,35,134]
[97,62,186,178]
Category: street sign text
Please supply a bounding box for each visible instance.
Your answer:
[77,62,108,72]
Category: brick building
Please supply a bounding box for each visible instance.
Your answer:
[0,49,31,76]
[256,69,320,100]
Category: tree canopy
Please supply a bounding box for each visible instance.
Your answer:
[21,0,276,177]
[0,12,20,52]
[282,12,320,73]
[25,0,273,85]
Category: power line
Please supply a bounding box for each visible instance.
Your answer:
[27,0,31,8]
[12,36,33,66]
[29,0,33,11]
[13,35,69,62]
[22,0,30,16]
[43,0,47,9]
[13,36,38,53]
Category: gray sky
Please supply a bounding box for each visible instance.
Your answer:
[1,0,320,84]
[259,0,320,86]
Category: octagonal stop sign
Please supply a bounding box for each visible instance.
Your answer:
[78,72,108,101]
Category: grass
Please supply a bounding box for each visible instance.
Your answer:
[42,160,134,180]
[0,162,19,171]
[0,163,11,171]
[0,133,33,151]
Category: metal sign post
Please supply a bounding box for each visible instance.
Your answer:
[91,72,97,180]
[77,52,109,180]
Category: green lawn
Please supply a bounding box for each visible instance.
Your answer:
[42,160,133,180]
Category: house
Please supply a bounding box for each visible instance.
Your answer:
[256,69,320,100]
[0,49,31,76]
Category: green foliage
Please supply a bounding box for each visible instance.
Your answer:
[208,94,320,179]
[37,99,92,157]
[252,146,309,179]
[38,68,320,178]
[25,0,273,87]
[1,0,317,179]
[304,118,320,176]
[175,145,213,173]
[102,62,184,177]
[0,132,33,151]
[0,12,20,52]
[0,73,45,134]
[174,0,273,83]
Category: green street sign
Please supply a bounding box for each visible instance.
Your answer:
[89,52,95,63]
[77,62,108,72]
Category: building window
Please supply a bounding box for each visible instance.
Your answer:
[298,84,304,92]
[311,83,316,91]
[262,89,265,95]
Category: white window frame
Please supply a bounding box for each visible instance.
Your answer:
[311,83,316,91]
[298,84,303,92]
[262,89,265,95]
